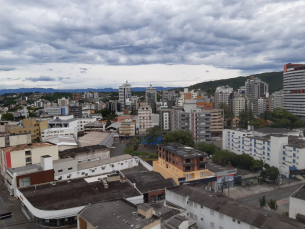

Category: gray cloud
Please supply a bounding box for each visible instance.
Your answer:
[0,67,16,71]
[58,77,70,81]
[0,0,304,74]
[25,76,55,82]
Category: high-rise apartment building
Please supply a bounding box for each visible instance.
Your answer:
[159,108,173,133]
[69,105,82,118]
[232,96,245,117]
[119,81,132,111]
[138,104,152,135]
[214,86,233,109]
[283,63,305,118]
[58,97,69,107]
[145,84,157,107]
[245,76,269,99]
[271,90,284,109]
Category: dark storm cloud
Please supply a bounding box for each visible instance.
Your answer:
[25,76,55,82]
[0,0,304,73]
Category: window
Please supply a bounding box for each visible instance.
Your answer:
[283,146,286,149]
[283,157,285,161]
[267,153,270,156]
[194,203,198,208]
[233,218,236,222]
[210,222,214,228]
[219,227,223,229]
[293,159,296,163]
[68,167,73,170]
[238,221,240,224]
[219,213,223,219]
[201,205,203,209]
[200,172,205,177]
[81,172,85,175]
[189,213,193,219]
[58,169,63,172]
[293,153,296,157]
[210,209,214,215]
[201,218,203,221]
[25,150,31,156]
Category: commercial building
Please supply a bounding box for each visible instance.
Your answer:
[78,199,161,229]
[153,143,215,185]
[166,183,305,229]
[9,118,48,141]
[283,63,305,119]
[119,118,137,136]
[125,171,176,203]
[84,122,105,133]
[0,142,58,175]
[0,133,31,147]
[69,105,82,118]
[146,84,157,107]
[222,127,305,177]
[17,176,143,227]
[5,155,55,196]
[245,76,269,99]
[58,97,69,107]
[139,104,153,135]
[45,106,69,116]
[119,81,132,111]
[41,127,78,140]
[214,86,233,109]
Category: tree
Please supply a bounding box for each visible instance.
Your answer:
[1,113,14,121]
[99,108,111,119]
[145,126,162,144]
[249,118,268,129]
[105,119,111,128]
[261,166,279,182]
[29,112,37,118]
[267,199,278,211]
[259,195,266,208]
[252,160,264,171]
[126,136,141,151]
[195,142,217,155]
[163,130,195,147]
[220,102,234,128]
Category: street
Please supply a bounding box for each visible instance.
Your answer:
[238,183,304,207]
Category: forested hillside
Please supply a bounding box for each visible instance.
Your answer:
[188,71,283,94]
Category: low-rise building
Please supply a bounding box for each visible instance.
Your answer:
[0,133,31,147]
[41,127,78,140]
[84,122,105,133]
[0,142,58,176]
[9,118,48,141]
[78,132,114,147]
[290,185,305,220]
[153,143,215,185]
[166,183,305,229]
[42,135,78,151]
[17,175,143,227]
[78,199,161,229]
[125,171,176,203]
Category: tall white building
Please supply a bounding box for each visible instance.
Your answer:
[58,97,69,107]
[119,81,132,111]
[283,64,305,118]
[214,86,233,109]
[223,127,304,177]
[138,104,152,135]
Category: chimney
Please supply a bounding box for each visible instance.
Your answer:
[41,155,53,171]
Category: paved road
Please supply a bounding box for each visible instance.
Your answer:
[0,189,20,229]
[238,184,303,207]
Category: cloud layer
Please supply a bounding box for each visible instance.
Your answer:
[0,0,305,88]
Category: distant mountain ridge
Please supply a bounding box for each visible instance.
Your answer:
[189,71,283,94]
[0,87,177,95]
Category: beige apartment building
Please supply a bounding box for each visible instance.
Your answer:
[9,118,48,141]
[0,142,58,175]
[138,103,152,135]
[119,119,136,136]
[233,96,246,117]
[208,109,224,136]
[0,133,31,148]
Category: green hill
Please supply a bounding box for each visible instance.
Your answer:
[188,71,283,94]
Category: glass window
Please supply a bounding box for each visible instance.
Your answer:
[210,209,214,215]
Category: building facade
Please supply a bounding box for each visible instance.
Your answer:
[214,86,233,109]
[119,81,132,111]
[139,104,153,135]
[145,84,157,108]
[233,96,245,117]
[245,76,269,99]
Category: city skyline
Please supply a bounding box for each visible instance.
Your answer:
[0,0,304,89]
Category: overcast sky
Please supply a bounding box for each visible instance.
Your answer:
[0,0,304,89]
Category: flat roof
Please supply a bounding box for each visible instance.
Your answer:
[42,135,78,146]
[125,171,176,193]
[205,161,228,173]
[19,179,141,210]
[167,184,305,229]
[59,145,109,159]
[160,143,208,158]
[254,127,296,134]
[7,164,42,176]
[78,132,112,147]
[291,185,305,201]
[79,199,158,228]
[2,142,54,153]
[77,154,133,170]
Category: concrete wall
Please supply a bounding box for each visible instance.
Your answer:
[9,134,31,146]
[54,159,78,177]
[289,196,305,219]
